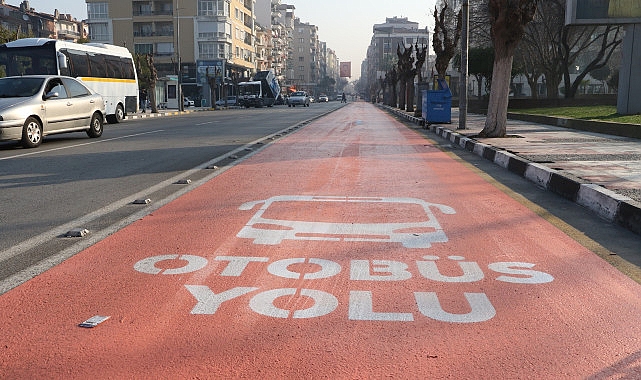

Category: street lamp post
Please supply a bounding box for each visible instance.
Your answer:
[176,0,184,112]
[458,0,469,130]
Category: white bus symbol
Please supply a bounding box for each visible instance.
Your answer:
[237,196,455,248]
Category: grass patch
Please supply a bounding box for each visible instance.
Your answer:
[511,105,641,125]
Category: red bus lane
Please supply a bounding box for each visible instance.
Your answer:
[1,103,641,379]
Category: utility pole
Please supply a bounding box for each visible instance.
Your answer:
[176,0,184,112]
[458,0,469,130]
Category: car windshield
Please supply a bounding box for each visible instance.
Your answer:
[292,92,305,96]
[0,77,45,98]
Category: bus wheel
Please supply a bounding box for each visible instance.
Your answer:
[87,112,104,138]
[107,104,125,124]
[22,117,43,148]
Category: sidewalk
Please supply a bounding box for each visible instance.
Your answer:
[382,105,641,236]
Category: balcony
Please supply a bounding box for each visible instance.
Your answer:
[57,29,81,40]
[197,31,232,44]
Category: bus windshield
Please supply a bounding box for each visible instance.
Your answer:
[0,45,57,77]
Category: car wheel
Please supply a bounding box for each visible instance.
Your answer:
[21,117,43,148]
[87,112,104,138]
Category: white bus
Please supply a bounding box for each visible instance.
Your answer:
[0,38,138,123]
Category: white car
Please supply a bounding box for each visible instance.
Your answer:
[184,97,195,107]
[215,96,238,107]
[287,91,310,107]
[0,75,105,148]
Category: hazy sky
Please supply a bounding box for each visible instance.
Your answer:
[21,0,438,79]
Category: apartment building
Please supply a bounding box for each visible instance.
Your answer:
[291,17,318,93]
[0,0,86,41]
[364,16,430,99]
[83,0,340,103]
[86,0,256,104]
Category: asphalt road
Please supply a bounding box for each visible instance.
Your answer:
[0,103,344,288]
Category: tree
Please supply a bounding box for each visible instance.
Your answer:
[517,0,623,100]
[135,54,158,113]
[432,2,462,78]
[468,47,494,99]
[0,25,32,44]
[480,0,538,138]
[561,24,622,98]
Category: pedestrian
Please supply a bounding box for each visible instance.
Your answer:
[341,92,346,103]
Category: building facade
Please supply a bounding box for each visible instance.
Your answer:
[365,16,430,100]
[86,0,256,105]
[81,0,341,105]
[0,1,86,41]
[290,17,318,94]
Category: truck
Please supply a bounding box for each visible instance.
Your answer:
[238,70,280,108]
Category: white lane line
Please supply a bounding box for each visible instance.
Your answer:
[0,130,165,161]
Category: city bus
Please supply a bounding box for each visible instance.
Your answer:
[0,38,138,123]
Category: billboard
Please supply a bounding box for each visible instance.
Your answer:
[197,60,225,85]
[566,0,641,25]
[339,62,351,78]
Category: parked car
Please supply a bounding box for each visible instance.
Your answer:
[0,75,105,148]
[215,96,238,107]
[287,91,311,107]
[318,94,329,102]
[184,97,195,107]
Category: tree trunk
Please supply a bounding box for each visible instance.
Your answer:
[391,82,398,107]
[149,85,158,113]
[406,80,415,113]
[480,54,513,137]
[398,79,406,110]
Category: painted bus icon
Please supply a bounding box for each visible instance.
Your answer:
[237,196,455,248]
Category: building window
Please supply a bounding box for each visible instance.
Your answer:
[156,42,174,57]
[89,22,109,41]
[299,66,304,72]
[219,43,228,58]
[199,0,215,16]
[88,2,108,19]
[135,43,154,55]
[298,56,304,62]
[199,42,216,59]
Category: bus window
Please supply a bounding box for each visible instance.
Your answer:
[121,58,135,79]
[67,49,90,77]
[88,53,107,77]
[105,56,122,78]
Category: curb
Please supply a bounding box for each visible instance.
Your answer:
[126,110,194,120]
[379,104,641,237]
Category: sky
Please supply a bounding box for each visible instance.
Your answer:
[19,0,438,79]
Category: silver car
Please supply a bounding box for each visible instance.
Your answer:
[287,91,310,107]
[0,75,105,148]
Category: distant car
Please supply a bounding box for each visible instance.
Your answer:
[287,91,310,107]
[215,96,238,107]
[318,94,329,102]
[0,75,105,148]
[184,97,195,107]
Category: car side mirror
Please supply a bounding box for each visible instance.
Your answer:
[44,91,59,100]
